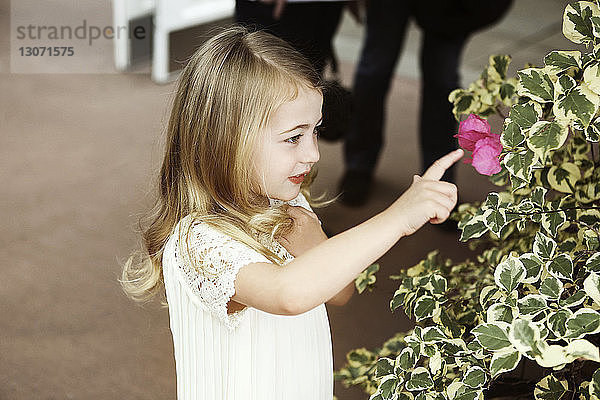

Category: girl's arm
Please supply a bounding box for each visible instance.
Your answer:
[326,281,354,307]
[232,150,462,316]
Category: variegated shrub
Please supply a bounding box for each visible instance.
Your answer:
[335,2,600,399]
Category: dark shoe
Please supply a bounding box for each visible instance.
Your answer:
[338,170,373,207]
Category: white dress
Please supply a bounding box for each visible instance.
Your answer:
[162,193,334,400]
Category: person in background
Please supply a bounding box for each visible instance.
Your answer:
[339,0,513,207]
[235,0,353,143]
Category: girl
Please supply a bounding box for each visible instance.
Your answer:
[122,26,462,400]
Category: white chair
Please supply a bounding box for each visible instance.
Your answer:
[112,0,156,71]
[152,0,235,83]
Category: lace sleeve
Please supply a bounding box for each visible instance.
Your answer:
[172,217,270,331]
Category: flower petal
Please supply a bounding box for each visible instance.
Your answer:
[472,139,503,176]
[454,131,483,152]
[456,114,492,151]
[459,114,491,136]
[474,136,503,155]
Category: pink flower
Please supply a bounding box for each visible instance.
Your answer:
[454,114,492,151]
[454,114,503,176]
[471,136,503,175]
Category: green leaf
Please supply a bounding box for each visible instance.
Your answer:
[584,62,600,95]
[495,256,526,292]
[428,350,444,376]
[472,322,512,351]
[533,232,557,260]
[555,75,577,98]
[459,214,489,242]
[554,86,598,128]
[480,285,501,308]
[405,367,434,391]
[490,54,511,80]
[397,347,417,371]
[531,187,548,208]
[590,367,600,399]
[487,303,516,324]
[584,272,600,306]
[509,102,541,130]
[567,338,600,362]
[379,375,399,399]
[501,121,525,149]
[565,308,600,339]
[356,263,380,294]
[414,296,437,322]
[584,228,600,250]
[517,68,554,103]
[559,291,587,308]
[520,253,544,284]
[526,121,569,161]
[586,252,600,272]
[463,366,487,389]
[452,386,481,400]
[483,192,500,209]
[533,374,568,400]
[547,309,573,338]
[539,276,563,300]
[548,163,581,194]
[428,274,447,296]
[454,94,477,116]
[534,343,570,368]
[587,119,600,142]
[547,254,574,281]
[490,349,521,378]
[500,82,516,102]
[541,211,567,238]
[509,318,541,353]
[504,149,536,181]
[375,358,395,378]
[484,209,506,236]
[544,50,581,73]
[563,2,599,45]
[422,327,447,343]
[517,294,547,317]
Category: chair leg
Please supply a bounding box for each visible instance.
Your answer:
[152,26,169,83]
[112,0,130,71]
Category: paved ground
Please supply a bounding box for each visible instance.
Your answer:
[1,1,573,399]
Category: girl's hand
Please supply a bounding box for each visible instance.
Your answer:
[392,149,463,236]
[278,206,328,257]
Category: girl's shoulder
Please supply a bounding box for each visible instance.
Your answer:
[169,214,245,255]
[166,191,312,262]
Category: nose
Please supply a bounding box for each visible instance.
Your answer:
[302,134,320,164]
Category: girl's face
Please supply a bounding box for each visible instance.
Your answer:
[253,86,322,202]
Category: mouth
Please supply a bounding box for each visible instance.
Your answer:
[288,170,310,184]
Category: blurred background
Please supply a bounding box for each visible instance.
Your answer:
[1,0,574,398]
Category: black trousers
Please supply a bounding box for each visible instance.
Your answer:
[234,0,346,75]
[343,0,468,183]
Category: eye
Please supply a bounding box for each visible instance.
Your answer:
[284,134,302,144]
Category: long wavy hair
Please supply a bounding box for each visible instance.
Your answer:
[121,26,335,302]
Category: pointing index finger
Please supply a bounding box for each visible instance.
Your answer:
[422,149,464,181]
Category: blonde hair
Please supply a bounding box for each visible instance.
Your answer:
[121,25,336,302]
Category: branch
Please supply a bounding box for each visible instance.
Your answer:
[505,206,600,216]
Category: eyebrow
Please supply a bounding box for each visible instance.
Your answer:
[279,117,323,135]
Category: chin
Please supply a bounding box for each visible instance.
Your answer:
[274,188,300,202]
